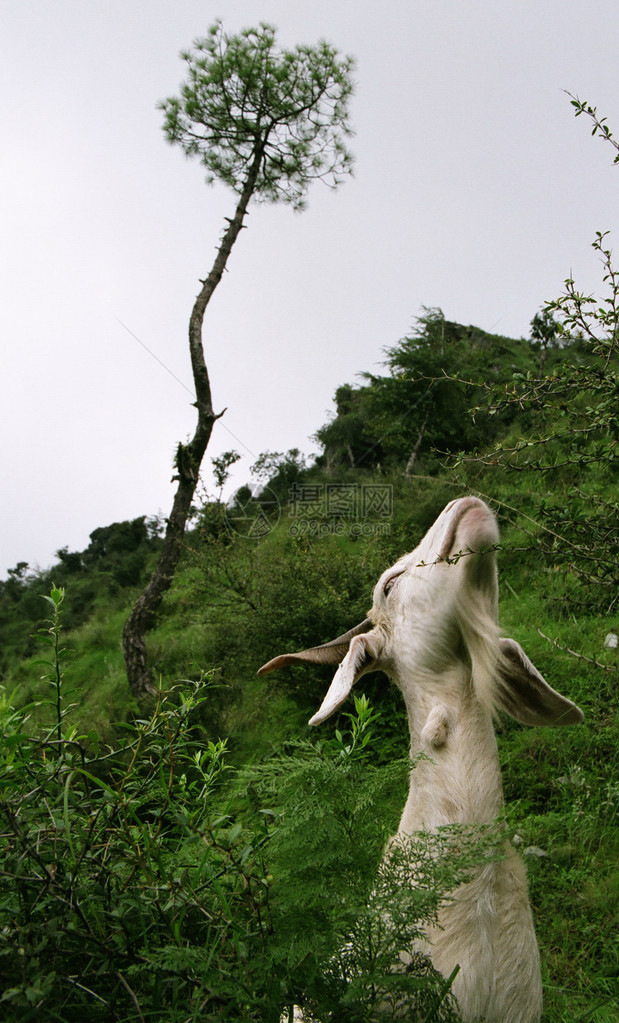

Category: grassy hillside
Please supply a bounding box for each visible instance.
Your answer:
[1,313,617,1020]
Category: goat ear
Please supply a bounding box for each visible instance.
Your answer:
[257,618,374,675]
[309,629,385,726]
[497,638,584,726]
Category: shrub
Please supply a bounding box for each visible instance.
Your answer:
[0,590,472,1021]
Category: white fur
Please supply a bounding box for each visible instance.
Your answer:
[263,497,583,1022]
[373,499,542,1021]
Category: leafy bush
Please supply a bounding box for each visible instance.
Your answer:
[0,589,477,1022]
[0,588,248,1021]
[251,699,493,1023]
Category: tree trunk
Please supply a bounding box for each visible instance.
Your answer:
[404,415,428,479]
[123,146,264,697]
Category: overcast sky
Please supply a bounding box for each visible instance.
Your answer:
[1,0,618,578]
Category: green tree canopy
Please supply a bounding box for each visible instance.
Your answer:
[159,20,355,210]
[315,310,539,473]
[314,383,383,470]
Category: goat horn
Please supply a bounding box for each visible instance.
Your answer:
[257,618,374,675]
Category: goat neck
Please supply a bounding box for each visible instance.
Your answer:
[258,496,583,1023]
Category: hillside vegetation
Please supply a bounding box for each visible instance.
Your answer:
[1,306,617,1021]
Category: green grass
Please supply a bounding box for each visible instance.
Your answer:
[2,476,617,1020]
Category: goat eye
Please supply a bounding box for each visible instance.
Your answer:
[383,573,401,597]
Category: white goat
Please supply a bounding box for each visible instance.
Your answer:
[259,496,583,1023]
